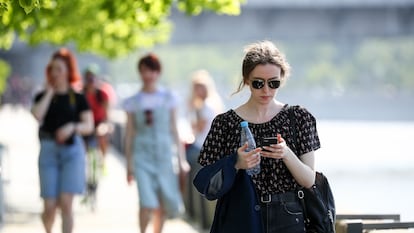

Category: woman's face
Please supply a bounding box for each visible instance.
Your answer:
[49,58,69,87]
[139,65,160,87]
[84,71,96,89]
[193,83,208,100]
[247,63,282,105]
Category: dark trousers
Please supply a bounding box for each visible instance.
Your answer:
[260,192,306,233]
[185,143,210,228]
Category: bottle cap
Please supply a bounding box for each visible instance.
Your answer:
[240,121,248,127]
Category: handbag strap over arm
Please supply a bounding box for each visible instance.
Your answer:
[289,105,311,225]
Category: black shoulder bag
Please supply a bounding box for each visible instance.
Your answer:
[289,106,336,233]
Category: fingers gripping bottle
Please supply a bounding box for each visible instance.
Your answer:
[240,121,260,176]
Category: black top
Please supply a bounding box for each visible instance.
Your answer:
[34,90,90,135]
[198,105,321,195]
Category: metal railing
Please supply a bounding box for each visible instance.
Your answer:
[336,214,414,233]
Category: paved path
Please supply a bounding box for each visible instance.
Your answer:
[0,105,202,233]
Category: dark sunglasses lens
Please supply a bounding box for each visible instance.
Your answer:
[268,80,281,89]
[252,80,265,89]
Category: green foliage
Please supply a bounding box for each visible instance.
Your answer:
[0,0,243,58]
[177,0,243,15]
[18,0,39,14]
[0,58,10,94]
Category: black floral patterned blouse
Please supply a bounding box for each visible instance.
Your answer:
[198,105,321,195]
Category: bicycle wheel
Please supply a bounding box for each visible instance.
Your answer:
[85,147,101,212]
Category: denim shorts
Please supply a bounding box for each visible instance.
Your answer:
[260,191,306,233]
[38,135,86,198]
[134,166,184,218]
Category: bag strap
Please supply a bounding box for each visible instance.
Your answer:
[69,88,76,107]
[288,105,298,151]
[289,105,311,225]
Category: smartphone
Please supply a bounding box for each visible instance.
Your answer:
[262,137,278,152]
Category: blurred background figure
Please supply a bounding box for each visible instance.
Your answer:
[0,75,33,107]
[83,64,112,162]
[186,69,224,166]
[123,53,189,233]
[81,63,114,210]
[31,48,94,233]
[184,69,224,225]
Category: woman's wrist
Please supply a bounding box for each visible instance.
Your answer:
[282,146,295,162]
[42,88,55,103]
[46,87,55,96]
[234,158,241,170]
[126,159,133,170]
[127,165,134,174]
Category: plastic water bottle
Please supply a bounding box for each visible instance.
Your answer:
[240,121,260,176]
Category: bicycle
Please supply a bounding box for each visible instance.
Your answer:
[81,135,102,212]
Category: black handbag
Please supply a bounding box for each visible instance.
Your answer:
[297,172,336,233]
[289,106,336,233]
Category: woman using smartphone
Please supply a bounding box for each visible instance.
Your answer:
[194,41,320,233]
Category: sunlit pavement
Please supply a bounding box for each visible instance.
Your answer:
[0,105,202,233]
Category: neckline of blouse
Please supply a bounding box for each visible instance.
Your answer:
[230,104,289,125]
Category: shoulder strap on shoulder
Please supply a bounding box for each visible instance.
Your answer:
[288,105,298,146]
[69,89,76,107]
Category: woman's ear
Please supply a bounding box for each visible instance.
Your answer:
[244,79,250,87]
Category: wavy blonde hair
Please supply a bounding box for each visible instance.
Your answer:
[190,69,224,114]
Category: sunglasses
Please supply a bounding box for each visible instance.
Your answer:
[144,109,153,126]
[251,79,281,89]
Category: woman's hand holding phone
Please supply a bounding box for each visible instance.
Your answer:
[261,134,287,160]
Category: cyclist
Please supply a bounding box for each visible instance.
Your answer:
[81,64,109,210]
[83,64,110,160]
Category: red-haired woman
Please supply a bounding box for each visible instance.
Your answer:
[31,48,94,233]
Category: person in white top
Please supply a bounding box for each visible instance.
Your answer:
[123,53,189,233]
[187,70,224,163]
[185,70,224,221]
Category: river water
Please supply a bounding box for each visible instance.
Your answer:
[316,120,414,221]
